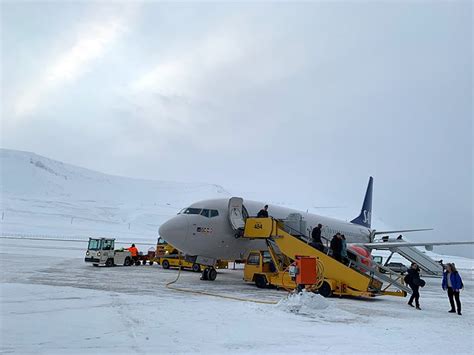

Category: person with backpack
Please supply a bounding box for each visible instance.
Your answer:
[442,263,463,315]
[330,233,343,262]
[310,224,324,252]
[405,262,423,310]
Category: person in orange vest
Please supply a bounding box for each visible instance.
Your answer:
[127,244,139,263]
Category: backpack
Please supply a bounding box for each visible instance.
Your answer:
[415,278,426,287]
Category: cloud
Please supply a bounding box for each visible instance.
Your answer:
[125,24,307,150]
[13,4,138,118]
[130,30,246,98]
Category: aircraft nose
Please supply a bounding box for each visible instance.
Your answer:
[159,216,189,247]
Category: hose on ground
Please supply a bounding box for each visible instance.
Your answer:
[165,252,278,305]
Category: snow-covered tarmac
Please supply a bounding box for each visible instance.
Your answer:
[1,239,472,354]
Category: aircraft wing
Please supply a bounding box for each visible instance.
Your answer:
[360,241,474,250]
[372,228,433,235]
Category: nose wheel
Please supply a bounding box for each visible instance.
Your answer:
[201,267,217,281]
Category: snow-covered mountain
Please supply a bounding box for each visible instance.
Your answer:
[0,149,229,241]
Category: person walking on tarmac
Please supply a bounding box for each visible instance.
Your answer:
[330,233,343,262]
[127,244,139,263]
[311,224,324,251]
[442,263,463,315]
[406,262,423,310]
[257,205,269,218]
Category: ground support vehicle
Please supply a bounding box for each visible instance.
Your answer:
[153,237,228,276]
[85,238,134,267]
[242,218,411,298]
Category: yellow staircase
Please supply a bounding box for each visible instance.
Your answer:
[243,217,407,297]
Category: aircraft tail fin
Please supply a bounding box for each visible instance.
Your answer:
[350,176,373,228]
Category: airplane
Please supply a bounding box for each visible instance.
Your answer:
[159,177,473,279]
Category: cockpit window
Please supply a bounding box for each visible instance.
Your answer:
[183,208,202,215]
[179,207,219,217]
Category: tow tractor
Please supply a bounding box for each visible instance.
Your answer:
[242,218,411,297]
[85,237,135,267]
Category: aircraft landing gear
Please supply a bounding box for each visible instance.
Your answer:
[200,267,217,281]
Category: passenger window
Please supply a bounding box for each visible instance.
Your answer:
[200,209,210,218]
[210,210,219,218]
[247,254,260,265]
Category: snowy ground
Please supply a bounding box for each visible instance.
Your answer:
[1,238,472,354]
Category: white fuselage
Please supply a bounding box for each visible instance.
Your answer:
[159,198,372,261]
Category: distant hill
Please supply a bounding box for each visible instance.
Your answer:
[0,149,229,241]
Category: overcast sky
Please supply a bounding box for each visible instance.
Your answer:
[1,1,472,257]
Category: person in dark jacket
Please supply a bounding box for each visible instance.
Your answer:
[442,263,463,315]
[330,233,343,262]
[257,205,269,218]
[406,262,422,310]
[311,224,324,251]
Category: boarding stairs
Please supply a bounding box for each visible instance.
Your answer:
[378,243,444,277]
[243,217,410,297]
[285,224,412,295]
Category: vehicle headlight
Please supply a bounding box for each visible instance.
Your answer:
[86,251,90,256]
[97,251,101,256]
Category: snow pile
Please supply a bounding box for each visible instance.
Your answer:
[276,290,329,315]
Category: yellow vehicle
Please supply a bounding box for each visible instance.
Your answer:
[244,250,299,289]
[154,238,201,272]
[158,255,203,272]
[242,217,410,298]
[155,237,229,273]
[156,237,179,256]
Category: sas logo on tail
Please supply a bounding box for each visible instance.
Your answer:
[363,210,371,224]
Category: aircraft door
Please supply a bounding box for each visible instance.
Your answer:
[228,197,245,231]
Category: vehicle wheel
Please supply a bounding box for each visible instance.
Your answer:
[192,263,201,272]
[149,261,154,266]
[124,257,132,266]
[318,281,332,297]
[255,275,267,288]
[201,268,209,280]
[93,264,99,267]
[105,258,114,267]
[135,260,141,266]
[142,260,147,265]
[162,260,170,269]
[208,268,217,281]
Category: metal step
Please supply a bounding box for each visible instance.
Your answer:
[347,257,412,294]
[389,246,443,276]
